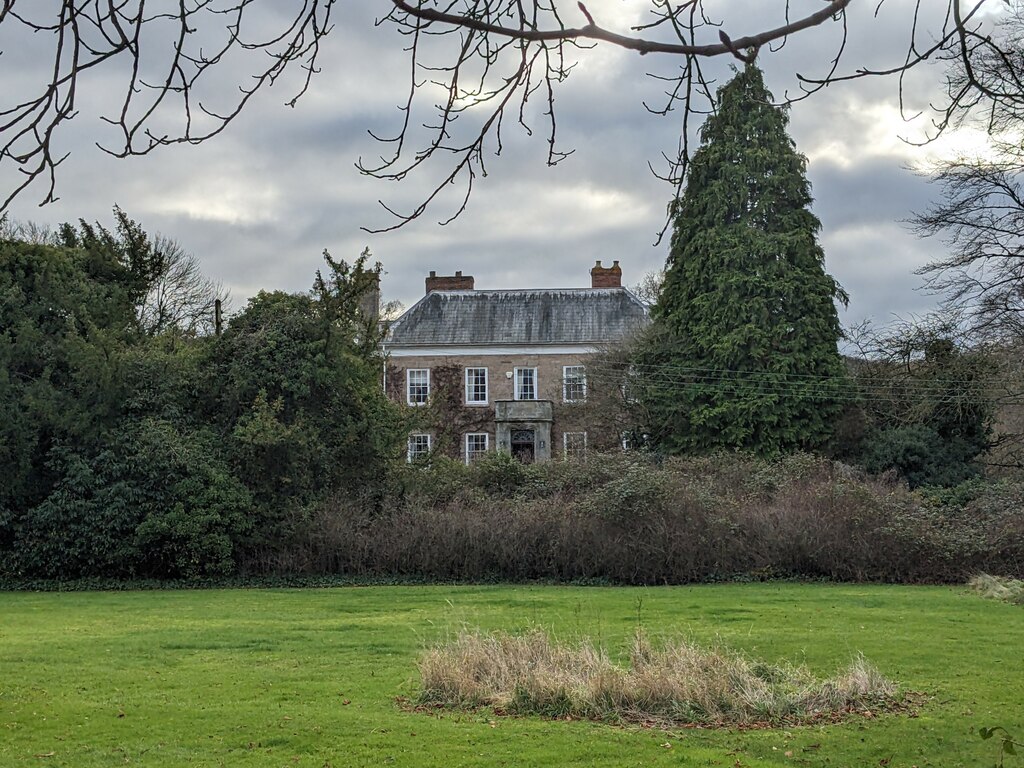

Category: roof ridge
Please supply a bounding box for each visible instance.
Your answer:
[432,287,626,294]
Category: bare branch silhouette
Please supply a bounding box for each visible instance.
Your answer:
[0,0,334,210]
[0,1,1020,233]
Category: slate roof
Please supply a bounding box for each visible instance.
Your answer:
[385,288,649,347]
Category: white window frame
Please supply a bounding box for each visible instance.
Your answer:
[407,433,432,462]
[562,365,587,403]
[514,367,538,401]
[563,431,587,459]
[464,367,489,405]
[464,433,489,465]
[406,368,430,406]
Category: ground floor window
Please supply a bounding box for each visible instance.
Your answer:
[407,433,432,462]
[563,431,587,459]
[464,432,489,464]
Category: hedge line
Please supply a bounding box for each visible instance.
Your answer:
[248,452,1024,585]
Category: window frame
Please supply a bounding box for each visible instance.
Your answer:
[407,433,432,462]
[464,367,489,406]
[406,368,430,406]
[562,365,587,403]
[514,367,538,401]
[563,431,587,459]
[464,432,489,465]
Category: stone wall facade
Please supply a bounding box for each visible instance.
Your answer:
[386,351,604,463]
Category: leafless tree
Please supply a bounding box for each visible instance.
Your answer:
[630,268,665,306]
[914,158,1024,342]
[1,1,333,212]
[0,1,1016,231]
[140,234,228,337]
[912,4,1024,345]
[0,214,57,244]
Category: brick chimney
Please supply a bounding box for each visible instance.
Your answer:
[590,260,622,289]
[357,263,382,324]
[425,270,474,293]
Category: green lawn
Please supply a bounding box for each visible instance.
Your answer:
[1,583,1021,767]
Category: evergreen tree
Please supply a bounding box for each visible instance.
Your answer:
[640,63,847,455]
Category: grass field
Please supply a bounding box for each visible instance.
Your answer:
[1,583,1022,767]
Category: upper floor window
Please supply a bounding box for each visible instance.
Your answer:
[407,433,432,462]
[562,365,587,403]
[514,367,537,401]
[563,431,587,460]
[407,369,430,406]
[465,367,488,405]
[464,433,489,464]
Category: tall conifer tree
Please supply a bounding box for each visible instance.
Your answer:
[641,63,847,454]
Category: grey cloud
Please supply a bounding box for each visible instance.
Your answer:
[1,1,970,330]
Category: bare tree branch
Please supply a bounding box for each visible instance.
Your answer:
[141,234,229,337]
[388,0,852,57]
[1,1,1022,234]
[0,0,334,211]
[909,3,1024,346]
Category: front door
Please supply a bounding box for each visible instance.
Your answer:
[511,428,535,464]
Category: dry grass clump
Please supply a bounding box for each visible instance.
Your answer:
[969,573,1024,605]
[418,629,899,726]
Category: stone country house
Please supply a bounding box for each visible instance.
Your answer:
[382,261,649,464]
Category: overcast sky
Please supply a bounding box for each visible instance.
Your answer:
[0,1,1006,329]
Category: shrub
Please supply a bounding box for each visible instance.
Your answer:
[859,425,983,488]
[9,420,252,579]
[252,451,1024,584]
[578,459,671,523]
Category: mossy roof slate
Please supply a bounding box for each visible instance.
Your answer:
[386,288,649,347]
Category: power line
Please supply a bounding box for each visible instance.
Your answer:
[580,362,1024,405]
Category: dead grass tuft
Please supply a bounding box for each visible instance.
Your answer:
[418,629,900,726]
[969,573,1024,605]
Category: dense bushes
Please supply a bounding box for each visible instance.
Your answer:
[10,421,252,579]
[858,424,984,488]
[254,452,1024,584]
[0,225,400,580]
[841,332,996,488]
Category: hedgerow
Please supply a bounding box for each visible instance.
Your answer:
[253,452,1024,584]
